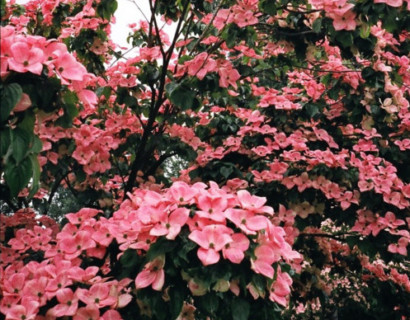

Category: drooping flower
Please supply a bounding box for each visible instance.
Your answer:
[135,255,166,291]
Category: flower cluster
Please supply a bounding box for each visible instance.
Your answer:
[0,182,300,319]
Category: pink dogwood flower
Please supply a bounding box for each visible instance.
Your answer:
[5,298,39,320]
[7,42,44,75]
[188,224,233,265]
[135,255,166,291]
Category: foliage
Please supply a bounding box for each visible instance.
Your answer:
[0,0,409,319]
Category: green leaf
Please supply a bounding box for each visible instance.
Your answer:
[231,298,250,320]
[312,18,322,34]
[259,0,277,15]
[4,157,33,197]
[30,136,43,154]
[120,249,140,268]
[28,154,41,198]
[221,24,239,49]
[0,83,23,123]
[18,111,35,133]
[305,104,319,118]
[97,0,118,20]
[0,127,11,157]
[146,238,177,261]
[11,128,32,164]
[220,165,233,179]
[166,83,199,111]
[336,31,353,48]
[197,293,219,315]
[359,23,370,39]
[361,67,375,80]
[169,286,185,319]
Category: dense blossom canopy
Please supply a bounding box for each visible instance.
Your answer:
[0,0,409,319]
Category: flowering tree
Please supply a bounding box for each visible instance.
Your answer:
[1,0,409,319]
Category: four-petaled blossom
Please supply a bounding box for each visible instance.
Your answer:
[269,268,293,306]
[76,283,117,308]
[5,298,39,320]
[7,42,44,75]
[150,207,190,240]
[188,224,232,265]
[47,288,79,317]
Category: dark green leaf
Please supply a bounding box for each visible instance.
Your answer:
[146,238,177,261]
[312,18,322,34]
[11,128,32,164]
[305,104,319,118]
[0,127,11,157]
[28,154,40,198]
[4,157,33,197]
[97,0,118,20]
[220,166,233,179]
[167,83,198,111]
[336,31,354,48]
[169,286,185,319]
[197,293,219,315]
[120,249,140,268]
[30,136,43,154]
[17,111,35,133]
[0,83,23,123]
[231,298,250,320]
[259,0,277,15]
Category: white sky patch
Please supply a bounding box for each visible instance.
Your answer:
[111,0,150,48]
[112,0,177,49]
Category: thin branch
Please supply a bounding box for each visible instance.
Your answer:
[298,232,357,241]
[148,0,167,58]
[127,0,150,23]
[189,0,226,54]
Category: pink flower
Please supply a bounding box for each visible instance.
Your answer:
[53,53,87,83]
[59,230,96,259]
[196,193,228,222]
[135,255,166,291]
[387,237,408,256]
[73,305,100,320]
[218,67,241,89]
[101,310,123,320]
[225,208,269,235]
[185,52,217,80]
[222,233,250,264]
[251,245,278,279]
[236,190,274,215]
[188,224,233,265]
[150,207,189,240]
[269,268,292,306]
[7,42,44,75]
[76,283,117,308]
[168,181,197,204]
[3,273,25,297]
[13,93,31,112]
[5,298,39,320]
[22,277,48,305]
[329,11,357,31]
[374,0,403,7]
[48,288,78,317]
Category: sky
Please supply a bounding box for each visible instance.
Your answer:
[111,0,150,48]
[14,0,152,48]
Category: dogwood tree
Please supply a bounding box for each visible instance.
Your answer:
[1,0,409,319]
